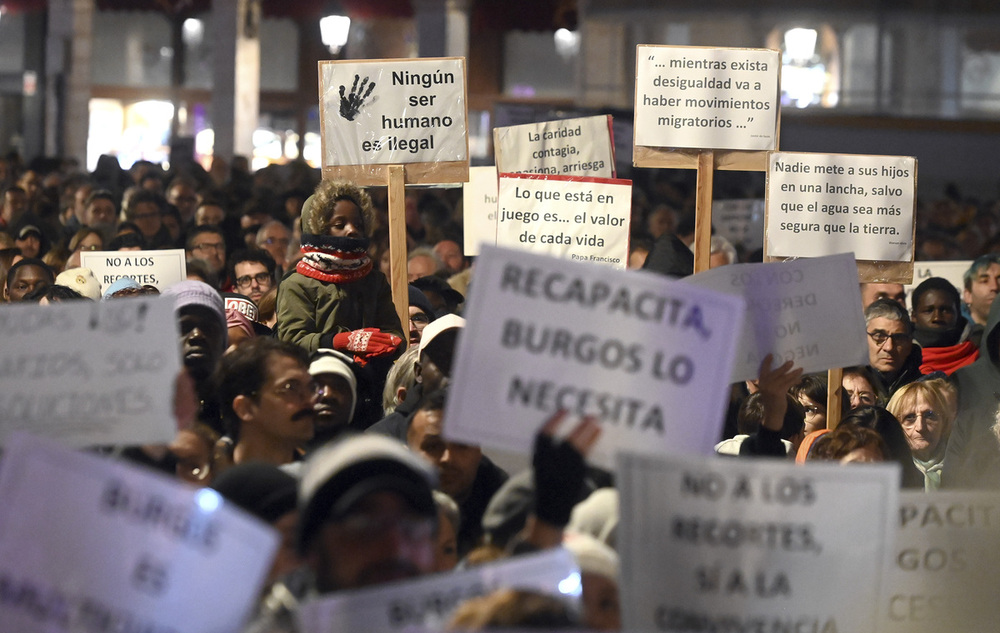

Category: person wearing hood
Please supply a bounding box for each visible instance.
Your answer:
[943,294,1000,488]
[865,298,923,398]
[911,277,979,375]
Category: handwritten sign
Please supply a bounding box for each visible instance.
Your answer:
[617,452,899,633]
[494,115,616,178]
[881,491,1000,632]
[684,254,868,382]
[904,261,971,310]
[81,249,186,294]
[298,548,578,633]
[444,245,744,468]
[496,174,631,269]
[766,152,917,262]
[0,433,278,633]
[462,165,498,256]
[0,297,181,447]
[319,58,467,170]
[713,199,765,253]
[634,45,780,151]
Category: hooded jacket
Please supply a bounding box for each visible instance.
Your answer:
[943,296,1000,488]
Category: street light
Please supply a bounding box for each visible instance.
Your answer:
[320,15,351,55]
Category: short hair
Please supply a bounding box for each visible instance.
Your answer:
[886,378,957,434]
[709,234,738,265]
[864,297,913,332]
[790,373,827,406]
[124,189,166,219]
[255,220,290,246]
[963,254,1000,291]
[303,180,375,237]
[911,277,960,313]
[736,392,804,439]
[108,233,145,251]
[85,189,117,210]
[433,489,461,536]
[408,246,444,269]
[186,224,225,251]
[229,248,277,282]
[23,284,86,303]
[185,258,218,288]
[382,346,420,414]
[842,365,889,408]
[215,337,310,441]
[6,257,54,291]
[813,424,886,461]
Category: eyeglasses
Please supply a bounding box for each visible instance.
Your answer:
[332,513,435,542]
[256,378,320,402]
[193,242,225,253]
[235,272,272,288]
[409,313,430,327]
[867,330,911,347]
[78,244,101,251]
[901,410,939,426]
[263,237,290,247]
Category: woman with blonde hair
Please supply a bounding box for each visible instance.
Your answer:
[886,379,956,490]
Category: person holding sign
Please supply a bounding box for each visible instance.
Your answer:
[276,180,403,363]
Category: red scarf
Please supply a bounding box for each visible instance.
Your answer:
[295,233,373,284]
[919,340,979,375]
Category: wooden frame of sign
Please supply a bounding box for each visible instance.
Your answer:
[318,57,471,338]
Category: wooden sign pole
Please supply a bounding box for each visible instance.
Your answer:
[693,150,715,273]
[826,367,843,430]
[387,165,409,345]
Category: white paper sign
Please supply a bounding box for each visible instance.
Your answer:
[617,452,900,633]
[904,260,972,310]
[684,254,869,382]
[713,198,765,253]
[496,174,631,269]
[881,491,1000,632]
[0,433,279,633]
[0,297,181,447]
[444,245,745,467]
[297,548,579,633]
[766,152,917,261]
[494,115,616,179]
[81,249,187,294]
[634,45,780,151]
[462,165,498,256]
[320,58,467,166]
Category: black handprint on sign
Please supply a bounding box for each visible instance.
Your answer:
[339,74,376,121]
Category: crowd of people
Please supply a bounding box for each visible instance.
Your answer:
[2,149,1000,630]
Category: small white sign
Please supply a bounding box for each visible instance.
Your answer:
[494,115,616,179]
[0,297,181,447]
[81,248,187,294]
[297,548,579,633]
[684,253,869,382]
[320,58,468,167]
[0,433,279,633]
[634,45,780,151]
[617,452,900,633]
[713,199,765,253]
[904,260,972,311]
[766,152,916,262]
[462,165,499,256]
[881,491,1000,632]
[496,174,631,270]
[444,245,745,468]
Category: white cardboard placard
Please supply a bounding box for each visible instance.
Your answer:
[766,152,916,262]
[617,452,899,633]
[462,165,498,256]
[444,245,745,468]
[0,433,279,633]
[634,45,780,151]
[320,58,467,167]
[81,249,187,294]
[904,260,972,310]
[496,174,631,270]
[494,115,616,179]
[298,548,579,633]
[684,253,868,382]
[881,491,1000,632]
[0,296,181,447]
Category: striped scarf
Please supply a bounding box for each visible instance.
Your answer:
[296,233,372,284]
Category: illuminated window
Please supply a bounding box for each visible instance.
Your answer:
[768,25,840,109]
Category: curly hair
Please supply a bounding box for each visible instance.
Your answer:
[302,180,375,237]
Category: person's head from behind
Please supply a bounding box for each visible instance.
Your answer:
[564,532,621,631]
[4,257,53,302]
[886,379,956,461]
[407,387,482,504]
[814,423,887,464]
[297,434,439,593]
[838,405,914,469]
[383,346,420,415]
[864,298,914,373]
[448,589,576,630]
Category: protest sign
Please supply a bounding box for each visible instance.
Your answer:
[298,548,579,633]
[634,45,780,154]
[765,152,917,281]
[319,57,468,185]
[444,245,745,468]
[81,249,186,295]
[0,296,180,447]
[0,433,278,633]
[881,491,1000,631]
[684,253,868,382]
[713,198,765,253]
[494,115,616,179]
[462,165,498,256]
[617,452,899,633]
[496,174,631,269]
[904,260,971,310]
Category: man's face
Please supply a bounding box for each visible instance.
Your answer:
[3,190,27,220]
[168,184,200,223]
[312,490,435,593]
[5,265,51,302]
[860,283,906,309]
[195,204,225,227]
[131,201,162,238]
[259,224,291,267]
[188,232,226,273]
[964,263,1000,325]
[866,316,913,373]
[86,198,117,229]
[14,233,41,259]
[408,306,430,346]
[312,372,353,439]
[177,306,226,381]
[407,255,438,282]
[898,392,945,461]
[242,352,316,446]
[407,407,481,502]
[233,261,273,304]
[912,289,958,331]
[433,241,466,274]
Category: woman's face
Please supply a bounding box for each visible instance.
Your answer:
[898,392,945,460]
[798,394,827,434]
[328,200,364,238]
[843,374,877,410]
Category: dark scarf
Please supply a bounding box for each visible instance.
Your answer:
[296,233,372,284]
[913,316,969,348]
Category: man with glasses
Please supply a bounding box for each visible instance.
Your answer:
[230,249,276,306]
[407,284,436,346]
[864,298,923,398]
[256,220,292,273]
[186,225,228,280]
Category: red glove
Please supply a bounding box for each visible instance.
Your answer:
[333,328,402,358]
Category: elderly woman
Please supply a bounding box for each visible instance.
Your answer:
[276,180,403,362]
[886,379,956,491]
